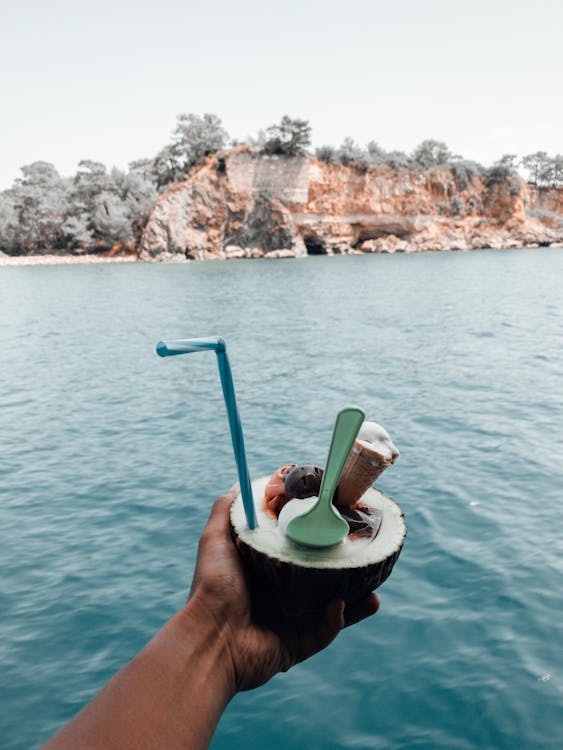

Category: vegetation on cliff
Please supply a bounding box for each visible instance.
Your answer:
[1,113,561,257]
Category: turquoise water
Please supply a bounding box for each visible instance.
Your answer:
[1,250,562,749]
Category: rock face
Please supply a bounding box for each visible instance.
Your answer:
[224,194,305,258]
[140,147,563,259]
[140,151,305,260]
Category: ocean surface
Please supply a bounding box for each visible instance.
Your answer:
[1,249,562,750]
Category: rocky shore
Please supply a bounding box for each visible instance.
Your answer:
[139,147,563,261]
[3,147,562,266]
[0,253,138,267]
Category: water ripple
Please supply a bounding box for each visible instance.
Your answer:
[1,250,563,749]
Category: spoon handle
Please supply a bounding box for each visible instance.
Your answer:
[317,407,365,510]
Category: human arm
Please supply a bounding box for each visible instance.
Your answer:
[43,487,379,750]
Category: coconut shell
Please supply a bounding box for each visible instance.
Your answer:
[230,476,406,615]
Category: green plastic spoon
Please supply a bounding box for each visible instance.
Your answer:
[286,406,365,548]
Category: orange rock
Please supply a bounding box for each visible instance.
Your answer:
[139,149,563,259]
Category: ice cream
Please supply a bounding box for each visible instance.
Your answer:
[284,465,323,498]
[263,463,323,518]
[262,420,396,543]
[273,474,383,542]
[337,421,399,506]
[263,464,295,518]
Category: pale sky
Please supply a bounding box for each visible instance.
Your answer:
[1,0,562,189]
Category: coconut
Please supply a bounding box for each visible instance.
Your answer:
[230,475,406,615]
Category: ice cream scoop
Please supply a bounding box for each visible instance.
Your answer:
[284,465,323,498]
[357,421,399,462]
[279,496,318,534]
[263,464,295,517]
[264,464,324,517]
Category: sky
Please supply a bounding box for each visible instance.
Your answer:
[1,0,562,189]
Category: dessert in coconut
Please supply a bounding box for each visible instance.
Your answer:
[230,421,406,615]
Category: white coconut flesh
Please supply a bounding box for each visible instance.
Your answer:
[231,475,406,570]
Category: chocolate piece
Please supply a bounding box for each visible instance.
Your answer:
[284,465,323,499]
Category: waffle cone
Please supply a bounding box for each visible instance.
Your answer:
[337,442,391,506]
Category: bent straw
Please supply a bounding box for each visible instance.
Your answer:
[156,336,257,529]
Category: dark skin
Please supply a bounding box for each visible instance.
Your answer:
[44,487,380,750]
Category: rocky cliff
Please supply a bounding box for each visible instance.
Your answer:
[139,147,563,260]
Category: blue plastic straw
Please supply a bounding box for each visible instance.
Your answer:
[156,336,257,529]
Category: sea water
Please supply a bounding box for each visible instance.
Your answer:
[1,249,562,749]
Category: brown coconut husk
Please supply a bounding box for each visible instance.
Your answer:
[230,476,406,615]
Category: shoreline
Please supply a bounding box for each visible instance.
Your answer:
[0,254,140,267]
[1,244,561,268]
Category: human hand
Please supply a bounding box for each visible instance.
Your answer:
[185,486,380,694]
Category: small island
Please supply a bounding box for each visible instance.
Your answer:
[1,115,562,264]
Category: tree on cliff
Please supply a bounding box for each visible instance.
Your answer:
[521,151,552,187]
[316,139,389,169]
[521,152,563,188]
[521,151,563,188]
[484,155,521,197]
[496,154,519,171]
[383,150,416,170]
[242,129,268,148]
[366,141,386,164]
[413,139,455,169]
[448,160,484,190]
[263,116,311,156]
[148,114,229,189]
[151,144,186,189]
[552,155,563,188]
[335,137,369,166]
[315,145,338,163]
[174,113,228,169]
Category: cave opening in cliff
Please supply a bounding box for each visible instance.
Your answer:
[304,239,327,255]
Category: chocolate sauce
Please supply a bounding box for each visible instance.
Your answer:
[337,505,383,541]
